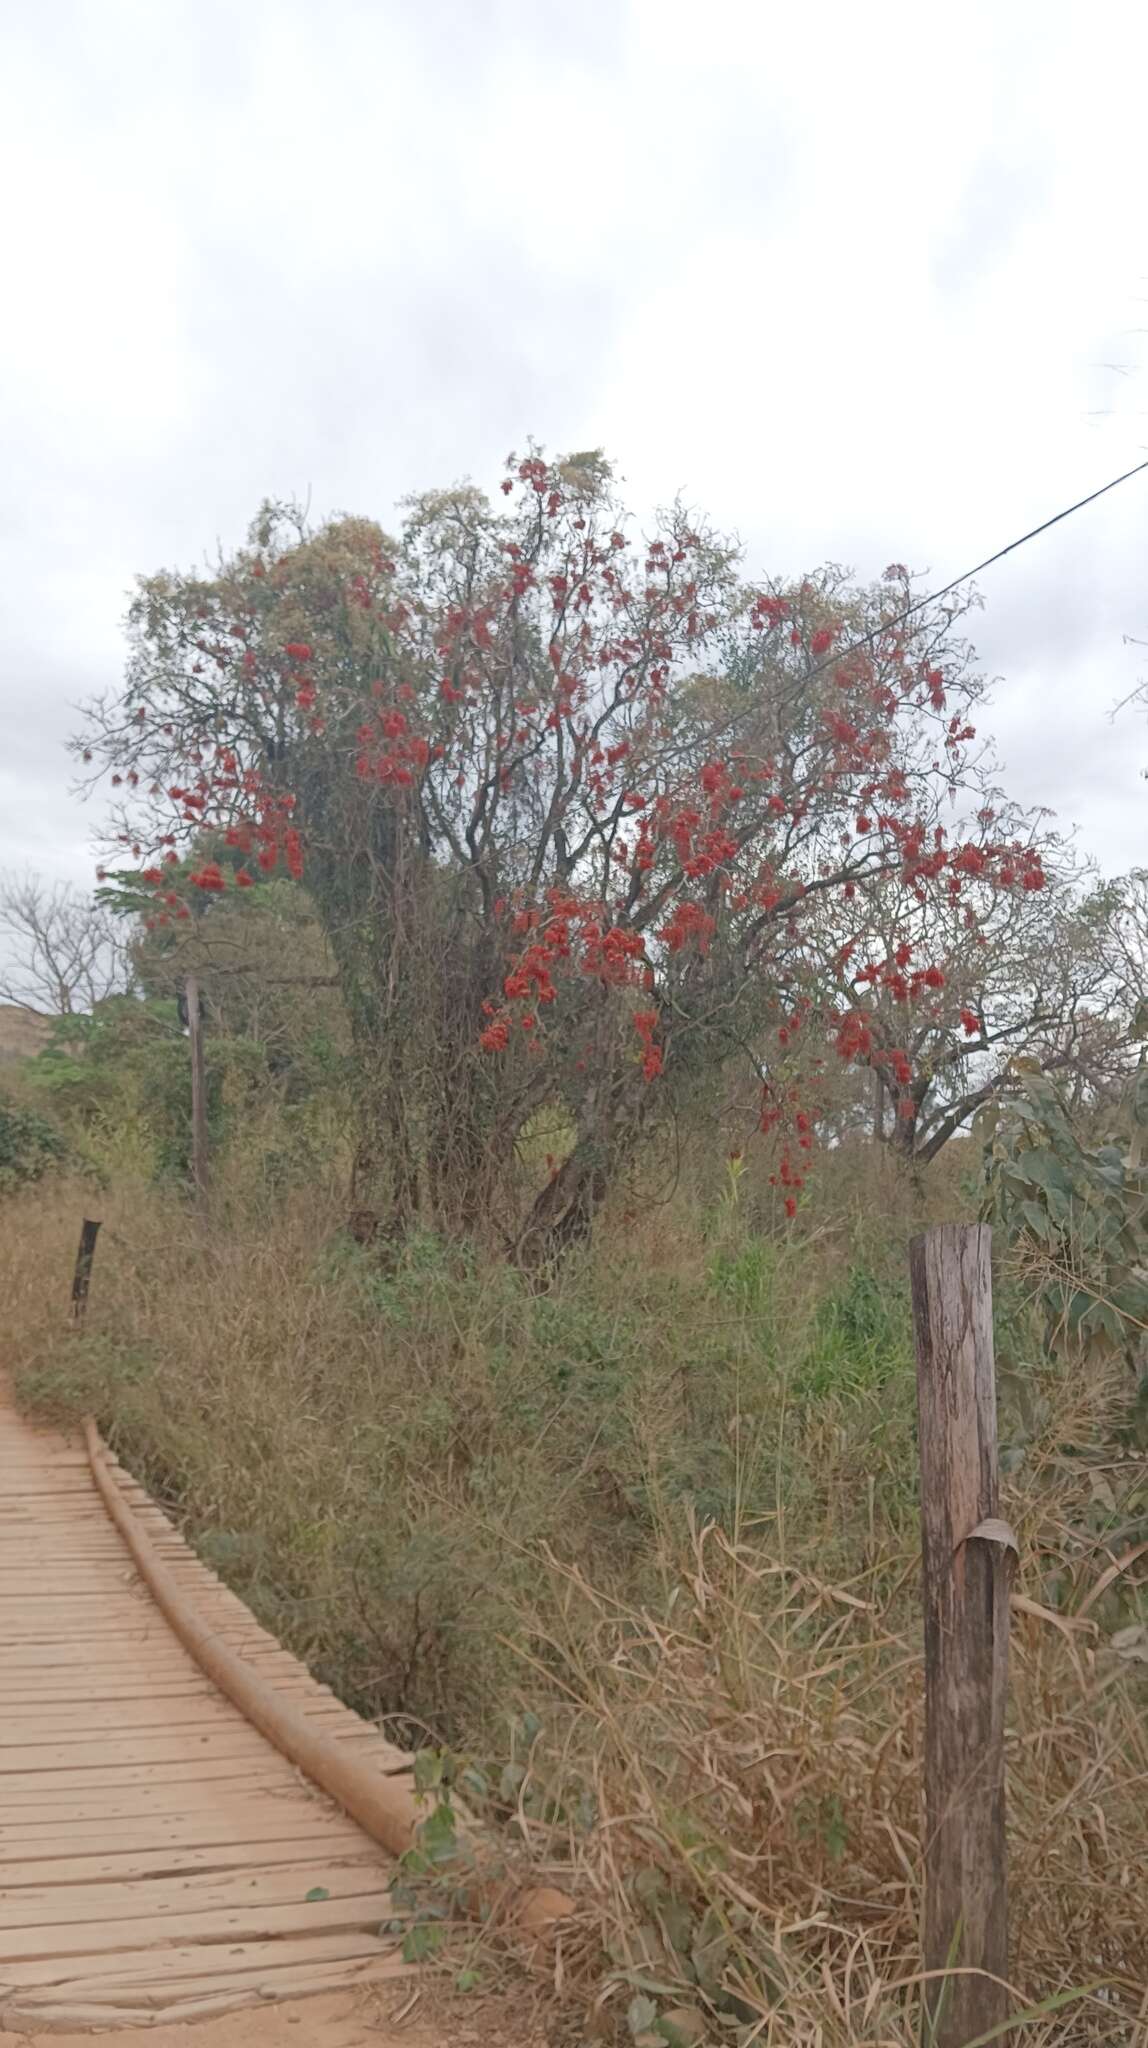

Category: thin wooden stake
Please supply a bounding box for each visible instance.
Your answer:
[70,1218,102,1324]
[186,973,208,1196]
[910,1222,1012,2048]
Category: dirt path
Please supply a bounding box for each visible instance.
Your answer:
[0,1398,420,2029]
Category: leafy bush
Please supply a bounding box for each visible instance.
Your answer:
[0,1096,70,1193]
[981,1059,1148,1366]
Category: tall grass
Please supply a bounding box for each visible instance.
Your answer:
[3,1147,1146,2043]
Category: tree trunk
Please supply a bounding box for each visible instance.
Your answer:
[349,1066,422,1245]
[872,1064,886,1143]
[515,1075,644,1270]
[516,1136,613,1269]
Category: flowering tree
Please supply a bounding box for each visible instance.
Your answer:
[78,450,1052,1257]
[809,859,1134,1163]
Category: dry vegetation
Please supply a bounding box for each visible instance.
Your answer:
[4,1137,1147,2046]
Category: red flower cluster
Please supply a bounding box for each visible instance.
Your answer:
[834,1010,874,1061]
[658,901,715,956]
[633,1009,663,1082]
[481,889,658,1058]
[355,706,433,788]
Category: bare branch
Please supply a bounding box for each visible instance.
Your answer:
[0,874,133,1017]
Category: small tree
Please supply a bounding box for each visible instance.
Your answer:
[0,875,132,1017]
[78,451,1053,1258]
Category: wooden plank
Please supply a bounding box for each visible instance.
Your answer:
[0,1641,201,1665]
[0,1488,99,1499]
[0,1758,293,1795]
[2,1930,406,2000]
[0,1886,396,1964]
[0,1600,179,1616]
[5,1959,406,2027]
[0,1625,177,1642]
[0,1808,358,1854]
[0,1683,219,1706]
[0,1780,309,1823]
[0,1731,270,1772]
[0,1857,390,1928]
[0,1704,257,1741]
[0,1835,377,1886]
[0,1658,202,1681]
[0,1677,324,1704]
[911,1223,1011,2048]
[0,1573,143,1590]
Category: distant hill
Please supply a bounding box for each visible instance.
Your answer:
[0,1005,53,1063]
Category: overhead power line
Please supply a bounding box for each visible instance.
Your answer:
[806,454,1148,678]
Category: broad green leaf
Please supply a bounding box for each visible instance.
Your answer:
[1019,1200,1052,1240]
[628,1994,659,2038]
[402,1921,446,1963]
[413,1748,446,1795]
[418,1800,459,1864]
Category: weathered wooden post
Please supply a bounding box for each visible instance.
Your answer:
[70,1217,102,1324]
[910,1223,1013,2048]
[186,973,209,1196]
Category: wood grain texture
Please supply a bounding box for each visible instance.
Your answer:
[0,1395,411,2027]
[910,1223,1011,2048]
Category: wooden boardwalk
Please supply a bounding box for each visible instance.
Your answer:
[0,1398,414,2030]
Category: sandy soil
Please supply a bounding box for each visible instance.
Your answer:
[0,1984,549,2047]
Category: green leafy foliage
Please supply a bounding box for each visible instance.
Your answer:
[401,1920,446,1964]
[22,947,345,1186]
[0,1095,71,1193]
[980,1061,1148,1369]
[27,998,189,1159]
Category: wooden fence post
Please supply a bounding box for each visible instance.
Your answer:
[910,1223,1013,2048]
[186,973,208,1197]
[70,1218,102,1324]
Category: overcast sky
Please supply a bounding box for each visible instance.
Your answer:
[2,0,1146,917]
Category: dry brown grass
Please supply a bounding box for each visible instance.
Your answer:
[509,1443,1148,2044]
[3,1158,1147,2045]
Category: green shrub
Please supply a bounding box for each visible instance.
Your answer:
[0,1096,71,1194]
